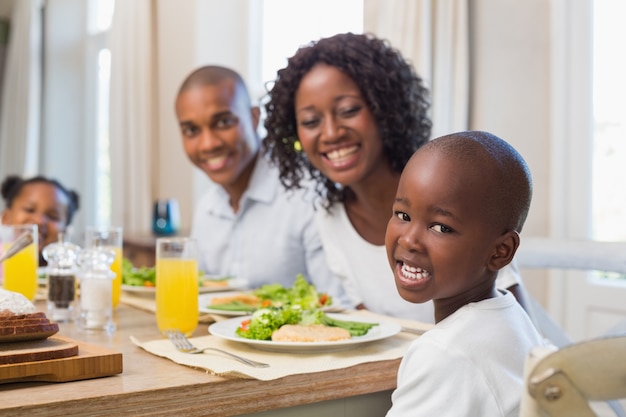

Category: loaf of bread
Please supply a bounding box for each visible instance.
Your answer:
[0,288,37,315]
[0,289,59,341]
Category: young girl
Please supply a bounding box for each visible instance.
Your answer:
[385,131,545,416]
[1,175,80,264]
[263,32,528,320]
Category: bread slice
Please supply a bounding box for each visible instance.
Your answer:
[0,311,47,322]
[0,322,59,336]
[0,312,59,342]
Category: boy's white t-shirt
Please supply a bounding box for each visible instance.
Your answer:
[387,291,546,417]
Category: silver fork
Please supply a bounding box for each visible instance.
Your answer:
[163,329,269,368]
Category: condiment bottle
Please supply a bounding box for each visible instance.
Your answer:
[76,247,117,333]
[43,234,80,322]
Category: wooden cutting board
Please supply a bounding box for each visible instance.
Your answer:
[0,335,123,384]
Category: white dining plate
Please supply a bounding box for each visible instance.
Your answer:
[198,291,257,316]
[122,276,246,295]
[198,292,344,317]
[208,313,401,353]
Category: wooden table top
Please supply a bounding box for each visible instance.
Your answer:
[0,302,400,416]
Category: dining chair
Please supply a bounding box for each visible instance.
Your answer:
[515,237,626,417]
[514,237,626,347]
[516,237,626,275]
[519,334,626,417]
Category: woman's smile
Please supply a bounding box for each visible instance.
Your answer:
[322,144,361,170]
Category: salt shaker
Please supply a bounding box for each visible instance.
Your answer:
[43,234,80,322]
[76,247,117,332]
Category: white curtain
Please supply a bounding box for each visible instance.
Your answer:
[363,0,470,138]
[108,0,155,235]
[0,0,43,183]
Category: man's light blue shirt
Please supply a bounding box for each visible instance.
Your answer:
[191,154,346,303]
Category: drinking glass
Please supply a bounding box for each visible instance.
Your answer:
[76,247,117,333]
[84,226,123,308]
[1,224,39,300]
[155,237,198,336]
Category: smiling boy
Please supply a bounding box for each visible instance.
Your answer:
[385,131,545,416]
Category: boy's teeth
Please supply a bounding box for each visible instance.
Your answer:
[400,263,431,280]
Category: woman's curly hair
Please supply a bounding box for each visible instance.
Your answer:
[263,32,432,206]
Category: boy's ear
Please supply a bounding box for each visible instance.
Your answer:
[487,231,520,271]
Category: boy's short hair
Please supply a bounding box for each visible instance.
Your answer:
[423,131,532,233]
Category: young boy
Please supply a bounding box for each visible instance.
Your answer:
[175,65,344,299]
[385,131,545,416]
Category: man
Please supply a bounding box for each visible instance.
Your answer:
[175,65,344,300]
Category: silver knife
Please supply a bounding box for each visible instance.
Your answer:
[0,231,34,264]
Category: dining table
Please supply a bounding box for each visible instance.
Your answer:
[0,291,429,417]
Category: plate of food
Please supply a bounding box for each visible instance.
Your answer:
[198,274,338,316]
[208,312,401,353]
[122,259,244,295]
[122,275,244,295]
[199,291,259,315]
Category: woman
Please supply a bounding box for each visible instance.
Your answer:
[263,32,527,320]
[1,175,80,264]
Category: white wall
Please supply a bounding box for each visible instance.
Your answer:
[0,0,14,18]
[41,0,89,234]
[470,0,551,303]
[154,0,259,231]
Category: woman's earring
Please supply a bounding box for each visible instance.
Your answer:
[283,136,302,152]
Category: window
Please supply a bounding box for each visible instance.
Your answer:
[261,0,363,87]
[257,0,363,136]
[86,0,114,227]
[592,0,626,244]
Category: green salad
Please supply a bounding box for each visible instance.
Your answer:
[122,258,213,288]
[122,258,156,287]
[207,274,332,313]
[236,307,378,341]
[222,275,377,341]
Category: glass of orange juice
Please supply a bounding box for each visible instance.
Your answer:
[1,224,39,300]
[156,237,198,336]
[84,226,123,308]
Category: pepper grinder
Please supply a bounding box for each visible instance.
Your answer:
[43,234,81,322]
[76,247,117,333]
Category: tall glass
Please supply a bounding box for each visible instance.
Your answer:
[84,226,123,308]
[156,237,198,336]
[1,224,39,300]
